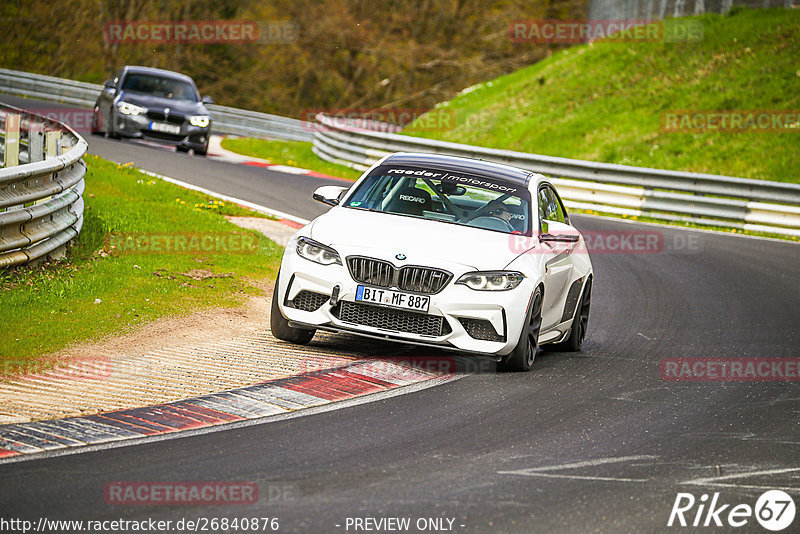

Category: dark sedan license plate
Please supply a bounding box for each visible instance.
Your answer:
[150,122,180,135]
[355,285,430,312]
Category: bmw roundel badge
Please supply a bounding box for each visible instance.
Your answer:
[396,253,407,261]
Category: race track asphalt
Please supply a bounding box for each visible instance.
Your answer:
[2,95,799,533]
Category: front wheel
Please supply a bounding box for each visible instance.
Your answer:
[499,286,543,372]
[270,278,316,345]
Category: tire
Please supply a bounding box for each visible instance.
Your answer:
[176,145,190,153]
[107,115,120,139]
[551,277,591,352]
[270,278,316,345]
[194,147,208,157]
[499,286,543,372]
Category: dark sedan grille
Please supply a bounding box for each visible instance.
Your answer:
[146,110,186,125]
[336,301,449,337]
[286,290,329,312]
[346,257,451,294]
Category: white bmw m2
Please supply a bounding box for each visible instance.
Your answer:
[271,153,592,371]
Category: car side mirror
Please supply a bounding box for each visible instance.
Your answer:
[313,185,347,207]
[202,95,214,104]
[540,220,580,243]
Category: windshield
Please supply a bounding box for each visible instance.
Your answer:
[121,73,198,101]
[344,164,532,235]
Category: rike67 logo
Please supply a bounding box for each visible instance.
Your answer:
[668,490,796,531]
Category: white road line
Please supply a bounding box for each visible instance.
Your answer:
[683,466,800,486]
[684,483,800,494]
[500,454,658,474]
[497,472,649,483]
[137,168,311,225]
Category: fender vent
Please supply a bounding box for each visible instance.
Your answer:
[560,279,584,323]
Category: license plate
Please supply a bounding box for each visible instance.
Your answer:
[355,285,430,313]
[149,122,180,135]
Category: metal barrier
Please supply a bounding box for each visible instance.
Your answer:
[0,68,313,142]
[3,69,798,236]
[0,104,87,267]
[313,114,800,237]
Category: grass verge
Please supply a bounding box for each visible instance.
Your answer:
[220,137,363,181]
[0,156,284,372]
[408,8,800,183]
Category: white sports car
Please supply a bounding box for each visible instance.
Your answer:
[271,153,593,371]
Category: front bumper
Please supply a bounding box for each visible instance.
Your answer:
[113,111,209,150]
[276,247,534,357]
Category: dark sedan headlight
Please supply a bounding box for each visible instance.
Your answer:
[189,115,210,127]
[117,101,145,115]
[456,271,524,291]
[296,237,341,266]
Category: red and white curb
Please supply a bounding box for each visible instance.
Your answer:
[0,359,456,463]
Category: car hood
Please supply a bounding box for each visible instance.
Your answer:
[309,207,528,272]
[117,92,208,115]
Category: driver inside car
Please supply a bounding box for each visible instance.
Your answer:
[487,200,513,224]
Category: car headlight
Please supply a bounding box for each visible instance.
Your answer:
[456,271,525,291]
[296,237,341,266]
[189,115,210,127]
[117,101,145,115]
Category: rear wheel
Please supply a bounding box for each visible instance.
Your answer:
[551,277,591,352]
[270,278,316,345]
[499,286,543,372]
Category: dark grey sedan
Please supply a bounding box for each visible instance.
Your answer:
[92,66,213,156]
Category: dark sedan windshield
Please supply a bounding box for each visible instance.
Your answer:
[344,164,532,235]
[121,74,199,101]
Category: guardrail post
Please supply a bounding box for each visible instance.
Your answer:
[28,122,44,163]
[3,114,20,167]
[43,126,67,258]
[30,123,51,206]
[45,129,61,158]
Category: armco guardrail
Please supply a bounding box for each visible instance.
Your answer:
[313,114,800,237]
[0,103,87,267]
[0,68,313,142]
